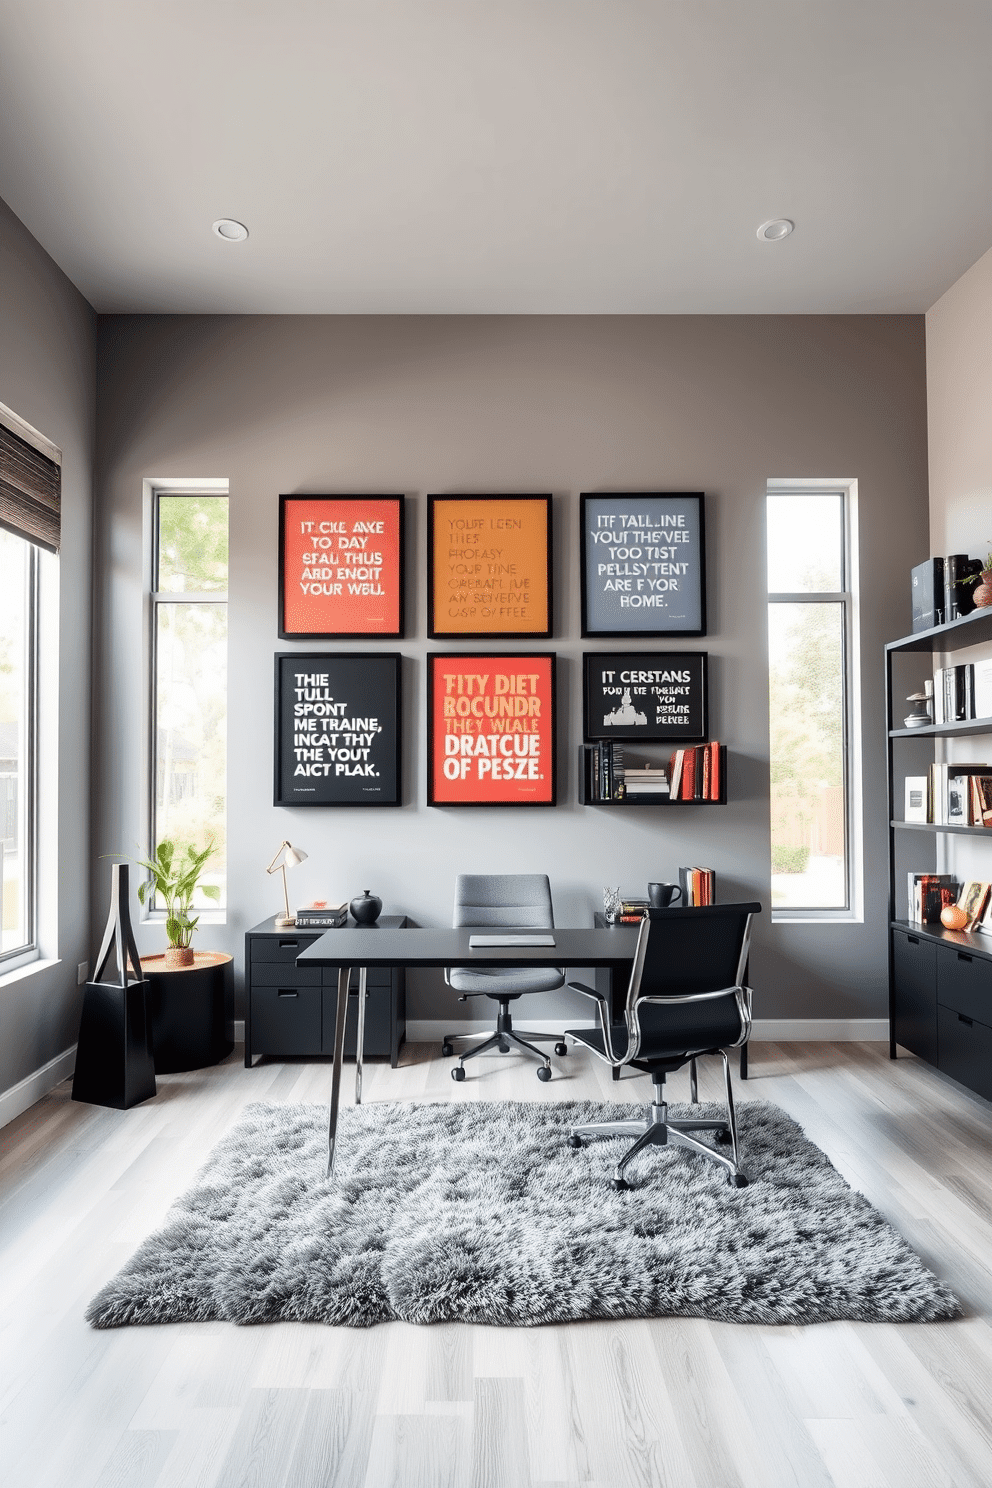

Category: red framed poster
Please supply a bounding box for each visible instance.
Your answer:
[279,495,405,638]
[428,653,557,807]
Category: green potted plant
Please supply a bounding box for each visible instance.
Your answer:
[135,839,219,967]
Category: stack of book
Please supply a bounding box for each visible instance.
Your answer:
[617,898,650,923]
[932,659,992,724]
[907,873,958,924]
[926,763,992,825]
[582,742,626,801]
[668,743,724,802]
[678,866,716,905]
[623,764,670,802]
[294,900,348,929]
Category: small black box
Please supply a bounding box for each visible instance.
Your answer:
[911,557,944,632]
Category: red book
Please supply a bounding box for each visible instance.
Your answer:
[710,742,721,801]
[702,745,711,801]
[681,748,696,801]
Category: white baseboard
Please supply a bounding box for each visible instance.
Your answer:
[407,1018,887,1044]
[0,1045,76,1129]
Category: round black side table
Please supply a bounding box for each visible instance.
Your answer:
[141,951,234,1073]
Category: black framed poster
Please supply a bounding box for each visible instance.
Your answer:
[583,652,708,742]
[580,492,706,637]
[427,494,553,639]
[274,653,401,807]
[279,494,405,639]
[427,652,557,806]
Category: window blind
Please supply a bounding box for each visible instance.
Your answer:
[0,422,61,554]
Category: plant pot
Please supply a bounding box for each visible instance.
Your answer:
[974,570,992,608]
[164,946,195,969]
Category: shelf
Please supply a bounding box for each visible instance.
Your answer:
[891,918,992,961]
[890,717,992,738]
[580,796,726,807]
[887,606,992,655]
[891,820,992,837]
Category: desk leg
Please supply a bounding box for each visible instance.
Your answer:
[740,1042,748,1080]
[355,966,368,1105]
[327,966,351,1177]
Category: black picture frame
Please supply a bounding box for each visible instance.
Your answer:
[427,652,557,807]
[583,651,708,742]
[427,494,553,640]
[274,652,402,807]
[278,494,405,640]
[580,492,706,638]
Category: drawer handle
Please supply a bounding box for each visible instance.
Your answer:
[907,935,920,945]
[278,939,299,950]
[958,1013,974,1026]
[958,952,973,963]
[277,989,299,999]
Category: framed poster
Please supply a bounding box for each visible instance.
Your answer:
[274,652,401,807]
[427,652,556,806]
[583,652,708,742]
[279,495,404,638]
[580,492,706,637]
[428,494,552,639]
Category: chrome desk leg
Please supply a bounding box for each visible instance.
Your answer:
[327,965,351,1177]
[355,966,368,1105]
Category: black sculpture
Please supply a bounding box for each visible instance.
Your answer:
[71,863,157,1109]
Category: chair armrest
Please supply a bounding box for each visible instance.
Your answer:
[567,981,625,1066]
[635,985,751,1048]
[567,980,609,1004]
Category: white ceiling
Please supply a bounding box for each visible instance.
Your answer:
[1,0,991,315]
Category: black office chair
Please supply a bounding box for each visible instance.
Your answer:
[565,902,761,1189]
[442,874,568,1082]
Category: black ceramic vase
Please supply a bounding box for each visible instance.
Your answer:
[350,889,382,925]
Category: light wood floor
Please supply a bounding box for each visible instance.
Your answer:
[3,1039,992,1488]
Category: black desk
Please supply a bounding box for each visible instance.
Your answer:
[299,925,641,1172]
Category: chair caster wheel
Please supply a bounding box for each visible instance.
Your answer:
[451,1066,466,1082]
[728,1171,749,1188]
[568,1133,583,1148]
[554,1042,568,1056]
[611,1176,630,1191]
[715,1129,733,1145]
[537,1065,552,1082]
[441,1041,454,1057]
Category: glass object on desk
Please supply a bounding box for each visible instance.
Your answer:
[603,886,622,924]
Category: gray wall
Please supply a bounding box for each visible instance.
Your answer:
[0,196,95,1097]
[93,314,928,1028]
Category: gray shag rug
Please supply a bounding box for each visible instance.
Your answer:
[87,1099,959,1329]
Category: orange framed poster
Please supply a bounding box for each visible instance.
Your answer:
[428,494,552,639]
[428,653,557,806]
[279,495,404,638]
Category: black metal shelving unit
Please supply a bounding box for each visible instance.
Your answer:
[886,607,992,1090]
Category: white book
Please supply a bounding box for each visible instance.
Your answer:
[974,657,992,720]
[904,776,927,822]
[933,668,946,725]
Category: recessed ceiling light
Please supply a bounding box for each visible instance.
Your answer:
[212,219,249,242]
[757,219,794,242]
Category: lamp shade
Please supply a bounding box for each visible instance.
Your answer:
[284,844,308,868]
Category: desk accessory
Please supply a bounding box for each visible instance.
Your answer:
[350,890,382,925]
[295,900,348,928]
[468,933,556,947]
[648,882,683,907]
[266,840,308,927]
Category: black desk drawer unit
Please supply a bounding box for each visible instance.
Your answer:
[245,916,407,1068]
[892,924,992,1101]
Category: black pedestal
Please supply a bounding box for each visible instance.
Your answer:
[141,952,234,1073]
[71,980,157,1109]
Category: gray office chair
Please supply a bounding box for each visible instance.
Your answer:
[442,874,567,1082]
[565,902,761,1188]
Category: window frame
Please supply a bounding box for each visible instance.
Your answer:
[0,535,39,966]
[145,478,229,925]
[766,479,863,924]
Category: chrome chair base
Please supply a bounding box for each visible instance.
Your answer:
[569,1052,748,1189]
[443,1000,567,1082]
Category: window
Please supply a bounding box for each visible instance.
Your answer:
[151,488,229,911]
[766,486,860,917]
[0,529,37,959]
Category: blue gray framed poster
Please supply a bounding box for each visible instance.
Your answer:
[274,652,401,806]
[580,492,706,637]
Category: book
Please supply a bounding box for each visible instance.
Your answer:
[709,742,722,802]
[906,873,957,923]
[681,748,697,801]
[669,749,685,798]
[911,556,945,632]
[944,554,982,623]
[974,658,992,720]
[294,900,348,928]
[904,776,927,822]
[678,865,715,906]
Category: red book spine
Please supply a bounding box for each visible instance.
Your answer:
[710,742,721,801]
[681,748,696,801]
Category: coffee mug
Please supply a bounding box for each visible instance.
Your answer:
[648,882,683,908]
